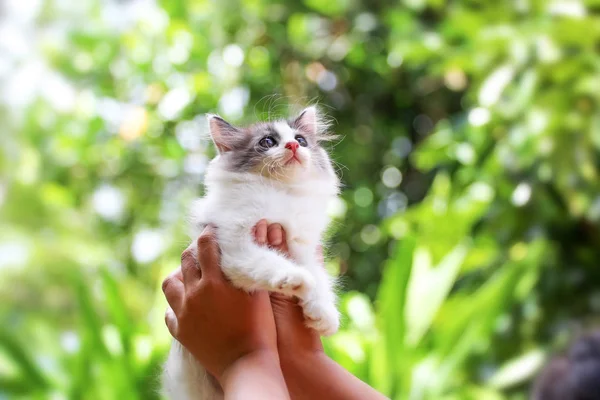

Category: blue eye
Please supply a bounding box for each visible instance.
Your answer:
[295,135,308,147]
[259,136,277,148]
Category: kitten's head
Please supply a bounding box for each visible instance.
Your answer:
[207,106,336,183]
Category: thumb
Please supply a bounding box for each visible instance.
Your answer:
[196,225,223,281]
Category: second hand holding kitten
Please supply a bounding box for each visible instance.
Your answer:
[253,219,326,356]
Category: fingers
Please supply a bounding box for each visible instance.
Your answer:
[255,219,268,245]
[267,223,283,246]
[181,246,201,288]
[196,225,223,281]
[165,306,178,336]
[253,220,319,264]
[267,223,289,254]
[254,220,289,253]
[172,267,184,282]
[162,268,184,314]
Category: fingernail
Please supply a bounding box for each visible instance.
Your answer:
[271,233,282,246]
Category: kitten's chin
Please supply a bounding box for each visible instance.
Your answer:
[254,161,310,183]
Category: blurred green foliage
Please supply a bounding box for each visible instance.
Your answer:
[1,0,600,399]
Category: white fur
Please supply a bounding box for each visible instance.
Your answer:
[163,115,340,400]
[273,121,296,140]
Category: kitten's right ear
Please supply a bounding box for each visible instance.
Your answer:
[293,106,318,137]
[207,115,240,153]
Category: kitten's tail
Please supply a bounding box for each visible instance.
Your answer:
[163,341,223,400]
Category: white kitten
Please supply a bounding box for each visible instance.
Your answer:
[163,106,341,400]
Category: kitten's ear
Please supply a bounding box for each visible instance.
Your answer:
[292,106,318,136]
[207,115,240,153]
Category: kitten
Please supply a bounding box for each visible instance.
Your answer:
[163,106,341,400]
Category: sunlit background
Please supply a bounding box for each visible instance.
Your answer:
[1,0,600,399]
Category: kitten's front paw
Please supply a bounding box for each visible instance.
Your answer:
[269,269,315,298]
[302,300,339,336]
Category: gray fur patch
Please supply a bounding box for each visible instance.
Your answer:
[220,120,332,174]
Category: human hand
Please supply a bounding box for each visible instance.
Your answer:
[162,225,280,386]
[254,220,387,400]
[252,220,324,359]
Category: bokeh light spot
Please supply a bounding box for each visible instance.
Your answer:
[354,187,373,207]
[382,166,403,188]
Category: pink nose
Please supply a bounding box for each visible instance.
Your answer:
[285,141,299,153]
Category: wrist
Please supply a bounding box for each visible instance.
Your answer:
[281,351,388,400]
[280,349,329,388]
[220,349,290,399]
[220,349,282,387]
[280,347,326,368]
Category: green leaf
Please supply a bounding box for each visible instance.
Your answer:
[101,269,133,349]
[0,330,49,391]
[488,349,546,389]
[74,276,108,358]
[376,235,416,396]
[404,243,468,347]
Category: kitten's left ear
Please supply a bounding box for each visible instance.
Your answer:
[292,106,318,137]
[207,115,241,153]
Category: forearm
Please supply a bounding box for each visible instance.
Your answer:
[282,352,388,400]
[221,350,290,400]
